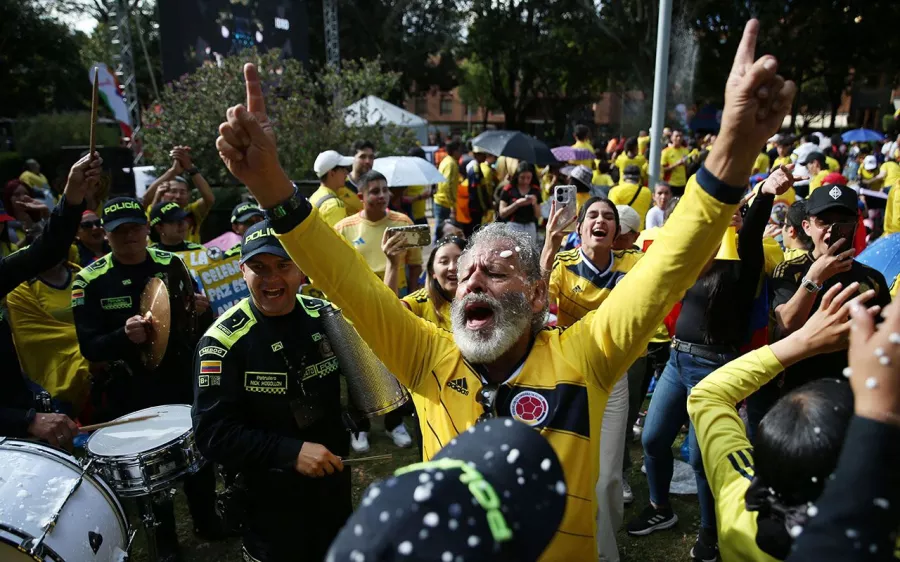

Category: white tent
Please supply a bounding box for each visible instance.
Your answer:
[344,95,429,145]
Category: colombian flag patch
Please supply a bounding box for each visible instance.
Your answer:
[200,361,222,374]
[71,289,84,299]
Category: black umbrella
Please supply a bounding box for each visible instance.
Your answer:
[471,130,558,166]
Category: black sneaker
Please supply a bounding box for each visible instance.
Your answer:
[626,504,678,536]
[690,529,719,562]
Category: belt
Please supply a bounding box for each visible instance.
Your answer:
[671,338,737,363]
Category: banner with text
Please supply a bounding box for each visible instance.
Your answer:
[175,249,249,316]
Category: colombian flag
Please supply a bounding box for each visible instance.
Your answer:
[200,361,222,374]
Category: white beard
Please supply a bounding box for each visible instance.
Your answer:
[451,292,532,364]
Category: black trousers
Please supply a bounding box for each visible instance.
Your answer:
[153,461,219,555]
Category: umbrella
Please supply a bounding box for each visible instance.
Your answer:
[856,233,900,288]
[471,130,558,166]
[841,129,885,143]
[551,146,594,162]
[372,156,447,187]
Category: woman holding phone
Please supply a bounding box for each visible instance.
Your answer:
[498,161,542,242]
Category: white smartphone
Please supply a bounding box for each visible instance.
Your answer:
[554,185,578,233]
[385,224,432,248]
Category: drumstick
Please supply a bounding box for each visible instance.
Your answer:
[341,453,393,465]
[89,67,99,159]
[80,413,159,433]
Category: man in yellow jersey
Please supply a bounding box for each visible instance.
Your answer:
[309,150,354,227]
[802,152,829,193]
[661,130,690,195]
[403,147,433,226]
[637,130,651,156]
[770,136,793,171]
[142,146,216,244]
[752,148,771,175]
[342,140,375,214]
[213,23,797,557]
[608,165,652,230]
[571,124,595,169]
[614,138,647,186]
[434,140,463,241]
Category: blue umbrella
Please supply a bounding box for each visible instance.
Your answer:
[856,233,900,288]
[841,128,885,143]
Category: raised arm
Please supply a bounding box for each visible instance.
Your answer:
[570,19,798,388]
[214,64,450,390]
[174,146,215,212]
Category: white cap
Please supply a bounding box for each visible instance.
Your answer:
[767,133,783,144]
[314,150,354,176]
[863,154,878,171]
[616,205,641,234]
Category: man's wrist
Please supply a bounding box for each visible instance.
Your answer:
[703,134,757,187]
[185,166,200,176]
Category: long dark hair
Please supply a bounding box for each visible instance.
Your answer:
[510,161,539,190]
[698,260,740,345]
[427,236,466,322]
[576,196,620,239]
[747,378,854,559]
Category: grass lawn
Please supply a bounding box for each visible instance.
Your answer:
[126,420,702,561]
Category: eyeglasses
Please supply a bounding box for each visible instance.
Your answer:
[476,383,500,422]
[80,220,102,229]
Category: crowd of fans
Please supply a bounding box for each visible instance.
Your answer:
[1,18,899,562]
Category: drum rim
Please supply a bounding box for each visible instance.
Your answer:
[0,522,65,562]
[0,439,130,546]
[84,404,193,458]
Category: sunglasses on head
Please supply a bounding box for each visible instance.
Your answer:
[80,220,102,229]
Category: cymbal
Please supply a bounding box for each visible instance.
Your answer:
[140,277,171,369]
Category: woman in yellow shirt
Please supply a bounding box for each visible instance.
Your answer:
[399,236,465,330]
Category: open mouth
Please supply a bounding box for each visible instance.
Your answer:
[447,273,458,282]
[590,225,609,240]
[262,288,286,300]
[465,302,495,330]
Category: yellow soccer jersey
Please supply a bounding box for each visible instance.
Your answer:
[885,179,900,236]
[808,170,831,194]
[276,169,738,560]
[549,248,643,328]
[334,211,423,292]
[688,346,784,562]
[614,153,648,182]
[752,153,771,175]
[770,156,792,171]
[309,185,349,228]
[661,146,690,187]
[882,161,900,189]
[571,139,595,169]
[592,171,614,188]
[338,185,363,215]
[826,155,840,172]
[435,155,460,208]
[402,288,452,331]
[637,135,650,155]
[608,182,653,230]
[861,167,884,191]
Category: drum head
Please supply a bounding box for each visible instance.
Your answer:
[86,405,192,457]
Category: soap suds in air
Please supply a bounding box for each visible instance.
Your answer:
[499,250,513,258]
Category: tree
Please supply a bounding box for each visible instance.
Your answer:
[141,50,417,185]
[0,0,91,115]
[457,57,499,130]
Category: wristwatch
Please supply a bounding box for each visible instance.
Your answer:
[266,185,304,219]
[801,277,822,294]
[185,167,200,176]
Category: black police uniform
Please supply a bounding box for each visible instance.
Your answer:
[151,240,206,253]
[192,295,351,561]
[1,195,84,435]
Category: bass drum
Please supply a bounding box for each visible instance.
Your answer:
[0,439,130,561]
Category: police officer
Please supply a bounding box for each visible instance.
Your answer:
[149,201,207,252]
[224,201,265,258]
[72,196,224,561]
[192,220,351,562]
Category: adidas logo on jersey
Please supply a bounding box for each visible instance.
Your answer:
[353,237,365,246]
[447,377,469,396]
[572,286,583,293]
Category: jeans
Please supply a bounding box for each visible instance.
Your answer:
[642,348,734,533]
[433,203,452,241]
[624,342,670,471]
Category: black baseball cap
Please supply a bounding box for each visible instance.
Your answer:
[149,201,189,227]
[800,151,826,167]
[231,202,265,224]
[325,419,567,562]
[101,196,147,232]
[239,219,290,264]
[806,184,858,217]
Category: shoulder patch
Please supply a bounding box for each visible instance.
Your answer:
[148,247,175,265]
[207,300,256,348]
[298,294,331,317]
[78,255,113,282]
[198,344,228,358]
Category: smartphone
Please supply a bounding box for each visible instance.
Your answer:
[554,185,578,233]
[386,224,432,248]
[827,221,856,255]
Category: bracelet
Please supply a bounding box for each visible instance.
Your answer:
[266,185,303,220]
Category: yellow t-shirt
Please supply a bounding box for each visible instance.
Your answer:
[402,288,451,331]
[885,183,900,236]
[275,171,738,560]
[637,135,651,156]
[404,186,428,221]
[860,167,884,191]
[608,181,653,230]
[7,265,91,413]
[435,155,460,209]
[688,346,784,562]
[334,211,423,292]
[309,185,349,228]
[182,199,209,244]
[826,155,840,172]
[808,170,831,194]
[571,140,595,169]
[752,153,771,175]
[770,156,792,171]
[591,171,614,188]
[19,170,50,191]
[881,161,900,189]
[661,146,690,187]
[614,153,648,183]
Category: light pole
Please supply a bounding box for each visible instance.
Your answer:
[647,0,673,189]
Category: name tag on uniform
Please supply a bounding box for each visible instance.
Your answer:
[101,296,132,310]
[244,371,288,395]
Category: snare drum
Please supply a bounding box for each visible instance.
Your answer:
[85,405,205,497]
[0,439,130,561]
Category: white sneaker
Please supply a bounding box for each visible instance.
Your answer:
[351,431,370,453]
[388,424,413,448]
[622,479,634,504]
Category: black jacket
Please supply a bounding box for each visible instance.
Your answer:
[0,196,84,435]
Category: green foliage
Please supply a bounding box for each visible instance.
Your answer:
[0,152,24,185]
[141,50,417,185]
[12,113,121,162]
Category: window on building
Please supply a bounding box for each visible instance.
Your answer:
[440,97,453,115]
[414,96,427,115]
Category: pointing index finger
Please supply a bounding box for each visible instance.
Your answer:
[733,19,760,69]
[244,63,266,116]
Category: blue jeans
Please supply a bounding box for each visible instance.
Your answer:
[433,203,452,241]
[641,347,734,533]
